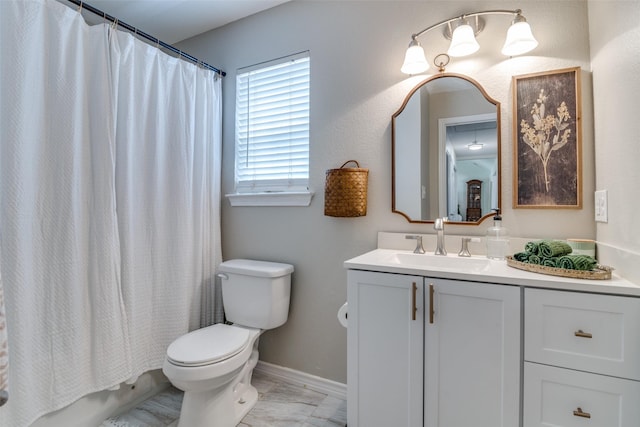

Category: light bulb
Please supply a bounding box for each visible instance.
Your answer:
[401,39,429,74]
[447,22,479,57]
[502,19,538,56]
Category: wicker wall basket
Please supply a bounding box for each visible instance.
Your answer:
[324,160,369,217]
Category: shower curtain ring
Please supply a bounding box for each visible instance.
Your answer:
[77,1,83,13]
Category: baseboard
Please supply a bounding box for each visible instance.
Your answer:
[255,361,347,400]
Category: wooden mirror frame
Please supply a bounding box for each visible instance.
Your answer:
[391,73,501,225]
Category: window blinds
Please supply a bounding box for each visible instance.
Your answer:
[235,52,310,192]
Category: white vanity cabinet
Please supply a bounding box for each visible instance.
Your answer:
[424,278,521,427]
[345,245,640,427]
[347,270,521,427]
[347,270,424,427]
[523,288,640,427]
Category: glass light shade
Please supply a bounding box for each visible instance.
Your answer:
[467,142,483,151]
[401,41,429,75]
[447,23,479,57]
[501,21,538,56]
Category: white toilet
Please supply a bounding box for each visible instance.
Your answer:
[163,259,293,427]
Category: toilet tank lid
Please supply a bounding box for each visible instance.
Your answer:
[218,259,294,278]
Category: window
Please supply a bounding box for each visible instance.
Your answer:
[230,52,311,206]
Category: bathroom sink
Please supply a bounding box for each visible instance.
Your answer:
[385,252,491,272]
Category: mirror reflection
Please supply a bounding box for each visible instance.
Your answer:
[392,73,501,224]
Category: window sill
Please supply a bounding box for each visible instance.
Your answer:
[226,191,314,207]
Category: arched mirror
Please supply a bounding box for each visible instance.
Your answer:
[392,73,501,224]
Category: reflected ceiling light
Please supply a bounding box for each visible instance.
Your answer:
[467,132,483,150]
[401,9,538,75]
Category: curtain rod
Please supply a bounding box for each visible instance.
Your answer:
[66,0,226,77]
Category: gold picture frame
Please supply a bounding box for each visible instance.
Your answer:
[512,67,582,209]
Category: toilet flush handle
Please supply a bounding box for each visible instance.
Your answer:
[216,273,228,280]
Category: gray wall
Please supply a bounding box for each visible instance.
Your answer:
[178,0,599,383]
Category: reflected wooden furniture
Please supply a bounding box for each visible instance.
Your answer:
[466,179,482,221]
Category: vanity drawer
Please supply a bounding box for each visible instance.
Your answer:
[525,288,640,380]
[523,362,640,427]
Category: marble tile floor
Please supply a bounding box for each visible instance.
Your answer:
[101,369,347,427]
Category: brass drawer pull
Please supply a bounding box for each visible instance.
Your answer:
[429,284,434,324]
[573,407,591,419]
[575,330,593,339]
[411,282,417,321]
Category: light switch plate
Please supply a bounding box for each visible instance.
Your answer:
[595,190,608,223]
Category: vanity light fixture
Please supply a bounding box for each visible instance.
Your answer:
[447,18,480,57]
[401,9,538,74]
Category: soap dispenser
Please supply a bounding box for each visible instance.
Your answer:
[486,208,510,260]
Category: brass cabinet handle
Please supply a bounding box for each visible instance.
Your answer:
[575,329,593,339]
[411,282,417,321]
[429,284,434,324]
[573,407,591,419]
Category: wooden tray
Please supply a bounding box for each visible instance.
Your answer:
[506,256,613,280]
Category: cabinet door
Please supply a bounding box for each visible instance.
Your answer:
[347,270,424,427]
[424,279,520,427]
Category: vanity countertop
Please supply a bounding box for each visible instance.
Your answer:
[345,248,640,297]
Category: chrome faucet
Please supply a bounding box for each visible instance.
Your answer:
[405,235,425,254]
[434,217,447,255]
[458,237,481,257]
[458,237,472,257]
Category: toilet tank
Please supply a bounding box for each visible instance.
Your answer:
[218,259,293,329]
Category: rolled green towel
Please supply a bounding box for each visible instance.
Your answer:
[542,258,558,267]
[557,256,574,269]
[557,255,597,271]
[525,241,541,255]
[513,252,529,262]
[528,254,541,265]
[539,240,573,258]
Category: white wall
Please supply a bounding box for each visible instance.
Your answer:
[178,0,595,383]
[588,0,640,283]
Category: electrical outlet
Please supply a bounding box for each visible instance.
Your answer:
[595,190,608,223]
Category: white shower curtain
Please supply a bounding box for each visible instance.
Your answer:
[0,2,132,424]
[109,29,223,378]
[0,0,222,425]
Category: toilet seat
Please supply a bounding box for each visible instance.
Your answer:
[167,324,251,367]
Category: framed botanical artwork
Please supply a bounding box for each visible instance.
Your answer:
[512,67,582,208]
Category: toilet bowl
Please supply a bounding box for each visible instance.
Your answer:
[162,259,293,427]
[163,324,261,426]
